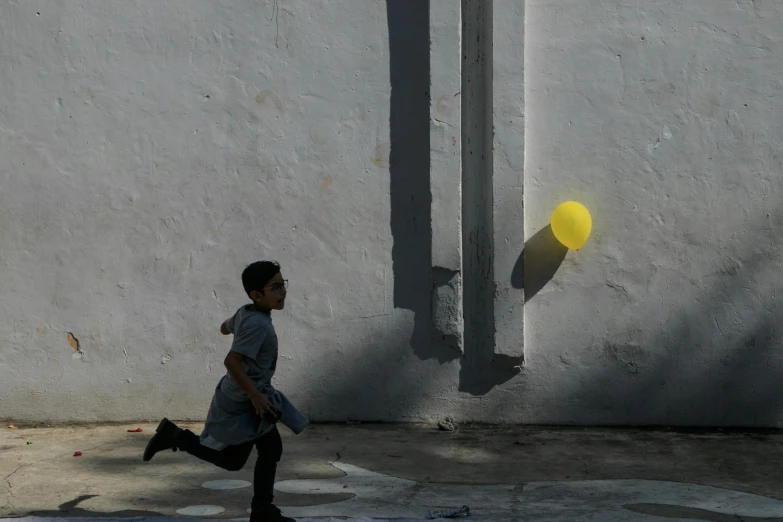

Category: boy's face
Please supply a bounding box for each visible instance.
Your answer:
[250,272,287,312]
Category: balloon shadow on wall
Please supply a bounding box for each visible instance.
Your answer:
[512,225,568,301]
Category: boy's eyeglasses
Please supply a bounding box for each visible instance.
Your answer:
[262,280,288,292]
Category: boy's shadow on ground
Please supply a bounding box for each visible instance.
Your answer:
[512,225,568,301]
[28,495,163,518]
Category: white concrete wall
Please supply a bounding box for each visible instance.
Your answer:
[518,0,783,427]
[0,0,448,422]
[3,0,783,427]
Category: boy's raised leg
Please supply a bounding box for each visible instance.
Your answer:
[143,418,254,471]
[142,418,182,461]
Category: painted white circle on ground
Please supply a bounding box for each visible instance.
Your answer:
[202,479,252,490]
[176,505,225,517]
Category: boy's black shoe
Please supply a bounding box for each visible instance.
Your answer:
[249,505,295,522]
[142,418,183,462]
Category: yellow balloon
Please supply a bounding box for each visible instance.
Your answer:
[551,202,592,250]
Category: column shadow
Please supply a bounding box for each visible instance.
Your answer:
[388,0,459,364]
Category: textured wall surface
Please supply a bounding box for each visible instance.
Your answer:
[0,0,453,422]
[2,0,783,427]
[520,0,783,426]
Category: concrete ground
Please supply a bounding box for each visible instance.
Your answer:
[2,422,783,521]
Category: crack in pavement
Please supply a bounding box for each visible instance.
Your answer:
[334,442,349,463]
[2,441,115,513]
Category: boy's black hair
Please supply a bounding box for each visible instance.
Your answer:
[242,260,281,296]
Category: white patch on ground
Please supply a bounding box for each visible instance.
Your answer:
[175,505,225,516]
[274,461,783,520]
[201,479,252,490]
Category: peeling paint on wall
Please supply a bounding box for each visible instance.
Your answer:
[67,332,84,361]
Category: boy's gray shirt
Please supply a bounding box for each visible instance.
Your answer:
[199,305,309,450]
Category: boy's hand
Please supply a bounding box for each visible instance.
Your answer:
[251,392,279,422]
[220,320,231,336]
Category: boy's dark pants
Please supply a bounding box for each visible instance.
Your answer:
[175,426,282,512]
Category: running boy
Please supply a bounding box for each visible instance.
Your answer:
[143,261,308,522]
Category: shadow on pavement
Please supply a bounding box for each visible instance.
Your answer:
[28,495,162,518]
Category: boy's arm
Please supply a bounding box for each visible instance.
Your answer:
[224,352,279,419]
[223,352,260,397]
[224,318,279,419]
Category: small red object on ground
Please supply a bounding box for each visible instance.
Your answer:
[127,428,143,433]
[73,451,83,457]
